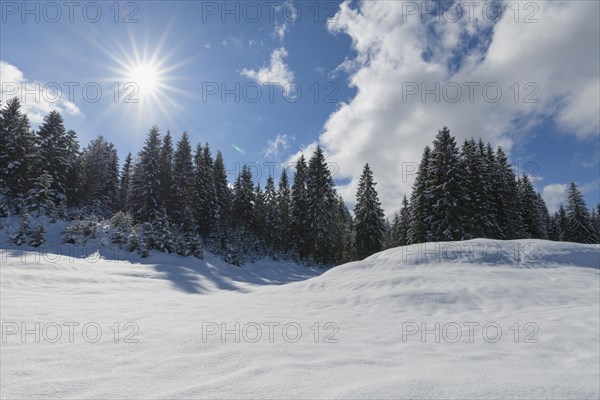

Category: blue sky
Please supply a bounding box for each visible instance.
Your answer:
[1,1,598,214]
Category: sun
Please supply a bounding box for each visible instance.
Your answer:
[125,61,161,97]
[94,30,194,129]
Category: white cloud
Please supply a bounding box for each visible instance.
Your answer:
[264,134,295,159]
[300,1,600,215]
[542,183,568,213]
[241,47,294,88]
[0,60,83,125]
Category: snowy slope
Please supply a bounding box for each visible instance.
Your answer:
[1,238,599,399]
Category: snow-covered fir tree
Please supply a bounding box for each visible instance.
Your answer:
[277,168,292,253]
[564,182,596,244]
[290,155,309,259]
[305,146,338,264]
[0,98,35,211]
[354,163,386,259]
[408,146,431,244]
[119,152,133,212]
[427,127,466,241]
[129,126,162,222]
[171,133,195,225]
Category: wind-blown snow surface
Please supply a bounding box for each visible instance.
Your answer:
[1,238,599,399]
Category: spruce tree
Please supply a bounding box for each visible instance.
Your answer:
[517,175,546,239]
[564,182,595,243]
[590,203,600,244]
[129,126,162,222]
[278,168,292,253]
[171,132,195,224]
[354,163,386,259]
[263,175,282,251]
[194,143,216,236]
[290,155,309,258]
[36,110,72,207]
[495,147,523,239]
[159,130,174,215]
[119,152,133,211]
[408,146,431,244]
[0,97,34,209]
[212,150,232,247]
[306,146,338,264]
[231,165,255,231]
[426,127,466,241]
[556,205,568,241]
[80,136,119,215]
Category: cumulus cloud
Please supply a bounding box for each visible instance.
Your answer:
[0,60,82,125]
[264,134,295,159]
[542,183,568,213]
[299,1,600,215]
[241,47,294,88]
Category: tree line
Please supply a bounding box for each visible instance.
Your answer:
[1,99,598,266]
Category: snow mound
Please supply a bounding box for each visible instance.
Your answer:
[1,239,599,399]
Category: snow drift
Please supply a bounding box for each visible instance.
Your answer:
[1,239,599,399]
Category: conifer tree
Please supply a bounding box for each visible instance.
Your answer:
[426,127,466,241]
[194,143,216,236]
[212,150,232,246]
[354,163,386,259]
[306,146,338,264]
[564,182,595,243]
[290,155,309,258]
[278,168,292,253]
[495,147,523,239]
[263,175,281,251]
[119,152,133,211]
[231,165,255,231]
[408,146,431,244]
[129,126,162,222]
[36,110,72,206]
[159,130,174,215]
[0,97,35,209]
[172,133,195,224]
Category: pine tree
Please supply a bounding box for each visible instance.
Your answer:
[591,203,600,244]
[80,136,119,215]
[260,176,280,252]
[129,126,162,222]
[427,127,466,241]
[354,163,386,259]
[253,183,266,242]
[0,98,35,209]
[290,155,309,258]
[556,205,568,241]
[194,143,216,236]
[171,133,195,224]
[306,146,338,264]
[494,147,523,239]
[564,182,595,243]
[64,130,83,208]
[26,171,55,216]
[159,130,174,215]
[408,146,431,244]
[36,110,71,207]
[517,175,546,239]
[333,194,355,263]
[277,168,292,253]
[119,152,133,211]
[393,195,410,246]
[212,150,232,248]
[231,165,255,231]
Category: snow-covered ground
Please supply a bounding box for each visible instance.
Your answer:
[1,230,599,398]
